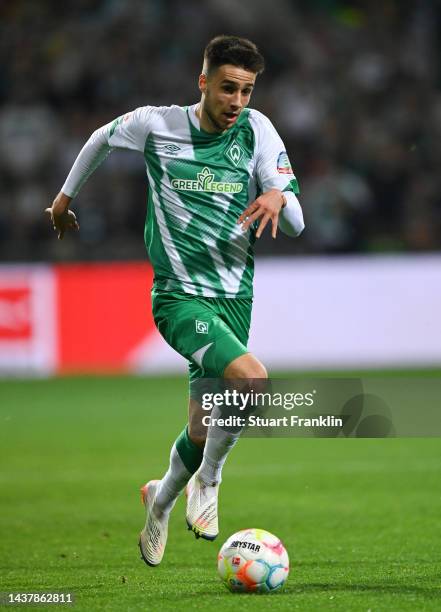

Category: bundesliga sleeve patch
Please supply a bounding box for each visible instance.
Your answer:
[277,151,293,174]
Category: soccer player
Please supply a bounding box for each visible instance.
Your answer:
[46,35,304,566]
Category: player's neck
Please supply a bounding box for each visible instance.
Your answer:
[195,103,224,134]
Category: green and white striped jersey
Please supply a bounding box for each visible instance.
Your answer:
[62,103,300,298]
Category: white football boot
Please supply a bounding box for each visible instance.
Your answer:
[185,472,219,541]
[139,480,168,566]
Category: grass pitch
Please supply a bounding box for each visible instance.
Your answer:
[1,375,440,611]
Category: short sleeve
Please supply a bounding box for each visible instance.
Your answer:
[250,110,299,195]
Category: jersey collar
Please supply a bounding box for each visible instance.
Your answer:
[187,103,248,137]
[188,103,201,131]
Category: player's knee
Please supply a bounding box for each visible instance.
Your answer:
[248,361,267,379]
[224,353,268,379]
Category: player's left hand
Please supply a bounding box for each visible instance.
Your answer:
[238,189,286,239]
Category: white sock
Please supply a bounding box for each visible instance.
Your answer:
[154,443,192,517]
[198,427,241,485]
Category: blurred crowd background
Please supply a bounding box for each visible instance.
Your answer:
[1,0,440,262]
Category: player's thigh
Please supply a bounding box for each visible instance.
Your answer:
[215,299,266,378]
[216,296,253,349]
[153,290,248,377]
[187,295,254,379]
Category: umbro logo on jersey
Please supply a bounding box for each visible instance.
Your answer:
[171,167,243,194]
[226,140,244,166]
[156,143,181,155]
[195,320,209,334]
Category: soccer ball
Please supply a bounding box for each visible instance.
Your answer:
[217,528,289,593]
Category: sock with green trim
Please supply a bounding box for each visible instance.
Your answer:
[153,427,203,517]
[196,402,243,485]
[197,428,240,486]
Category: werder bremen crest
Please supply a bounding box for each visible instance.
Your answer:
[226,140,244,166]
[171,166,243,193]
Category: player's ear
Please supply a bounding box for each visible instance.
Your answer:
[198,73,207,94]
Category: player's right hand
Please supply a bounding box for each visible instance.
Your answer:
[45,192,79,240]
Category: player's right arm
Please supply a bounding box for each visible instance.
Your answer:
[45,107,154,239]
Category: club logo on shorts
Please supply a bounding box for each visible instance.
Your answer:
[195,320,209,334]
[226,140,244,167]
[277,151,293,174]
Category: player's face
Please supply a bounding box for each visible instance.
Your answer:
[199,64,256,133]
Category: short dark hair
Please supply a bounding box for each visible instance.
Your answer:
[204,35,265,76]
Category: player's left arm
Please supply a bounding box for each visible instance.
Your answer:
[238,113,304,239]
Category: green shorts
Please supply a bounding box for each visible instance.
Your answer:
[151,289,252,382]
